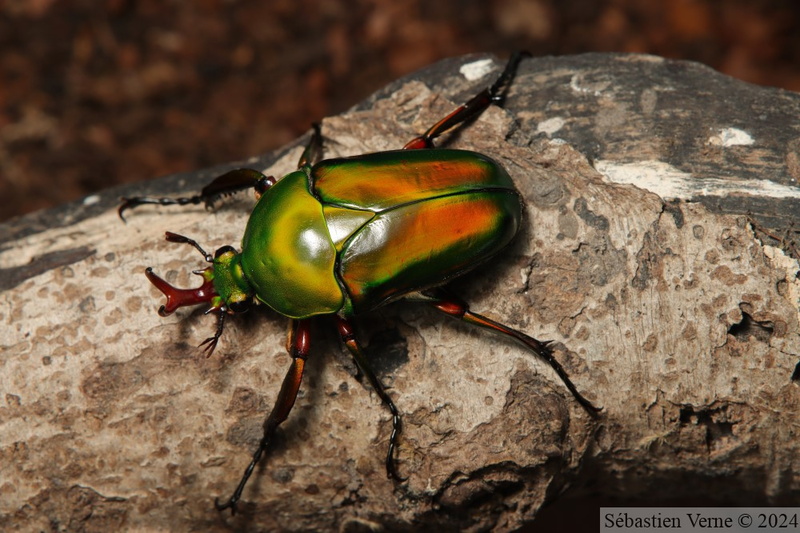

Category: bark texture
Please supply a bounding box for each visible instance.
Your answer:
[2,53,800,532]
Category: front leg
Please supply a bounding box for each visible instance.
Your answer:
[118,168,271,220]
[118,124,322,220]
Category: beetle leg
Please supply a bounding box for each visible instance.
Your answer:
[214,319,311,515]
[422,289,601,417]
[119,122,325,220]
[403,51,529,150]
[297,123,324,169]
[199,310,226,358]
[118,168,273,221]
[335,316,406,482]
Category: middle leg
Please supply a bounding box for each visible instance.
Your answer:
[214,319,312,515]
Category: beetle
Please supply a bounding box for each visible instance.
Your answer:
[119,52,600,514]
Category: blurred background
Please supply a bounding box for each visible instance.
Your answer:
[1,0,799,222]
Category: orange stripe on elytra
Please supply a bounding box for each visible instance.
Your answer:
[317,157,492,209]
[341,194,506,300]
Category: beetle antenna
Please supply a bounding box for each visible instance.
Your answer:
[164,231,213,263]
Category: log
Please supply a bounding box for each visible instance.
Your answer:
[2,53,799,532]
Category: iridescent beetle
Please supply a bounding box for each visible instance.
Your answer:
[119,53,600,514]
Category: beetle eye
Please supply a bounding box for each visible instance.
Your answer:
[255,175,276,195]
[228,299,250,313]
[215,245,236,259]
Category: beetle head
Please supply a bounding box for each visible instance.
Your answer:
[207,245,254,314]
[145,244,254,317]
[145,232,256,356]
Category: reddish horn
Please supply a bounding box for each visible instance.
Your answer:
[145,267,218,317]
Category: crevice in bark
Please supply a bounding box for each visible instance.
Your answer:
[727,310,774,343]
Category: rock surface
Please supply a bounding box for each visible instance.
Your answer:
[2,53,800,532]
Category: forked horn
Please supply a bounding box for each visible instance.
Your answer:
[145,267,219,317]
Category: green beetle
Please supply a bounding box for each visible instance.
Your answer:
[120,53,600,514]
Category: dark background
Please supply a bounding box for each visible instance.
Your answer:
[1,0,799,222]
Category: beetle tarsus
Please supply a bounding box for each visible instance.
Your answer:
[118,195,204,221]
[215,439,264,517]
[487,50,531,104]
[199,311,226,357]
[403,52,528,150]
[214,496,238,515]
[386,450,408,483]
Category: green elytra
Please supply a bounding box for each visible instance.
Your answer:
[228,149,520,319]
[119,52,600,515]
